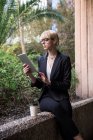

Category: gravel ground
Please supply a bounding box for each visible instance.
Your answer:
[0,104,30,126]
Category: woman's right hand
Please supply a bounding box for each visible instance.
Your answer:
[23,64,36,83]
[23,64,32,76]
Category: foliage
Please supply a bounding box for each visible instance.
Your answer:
[0,0,77,106]
[23,0,75,60]
[69,65,79,97]
[0,43,22,55]
[0,47,41,105]
[0,44,79,106]
[0,49,25,91]
[0,0,15,44]
[55,0,75,63]
[22,18,52,44]
[0,0,64,45]
[22,8,64,25]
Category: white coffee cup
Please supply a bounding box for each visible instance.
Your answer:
[30,105,38,117]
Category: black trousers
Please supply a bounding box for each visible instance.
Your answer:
[39,97,79,140]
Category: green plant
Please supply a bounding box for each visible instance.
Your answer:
[0,49,27,102]
[54,0,75,63]
[0,0,64,46]
[69,65,79,97]
[29,87,41,105]
[0,47,42,105]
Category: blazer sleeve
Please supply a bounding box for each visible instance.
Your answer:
[51,56,71,91]
[31,78,44,89]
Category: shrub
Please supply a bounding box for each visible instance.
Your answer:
[69,65,79,98]
[0,47,78,105]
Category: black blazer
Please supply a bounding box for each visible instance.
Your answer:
[31,51,71,101]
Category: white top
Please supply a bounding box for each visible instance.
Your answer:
[46,57,55,81]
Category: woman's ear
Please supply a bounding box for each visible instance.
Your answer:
[53,39,57,45]
[53,39,59,46]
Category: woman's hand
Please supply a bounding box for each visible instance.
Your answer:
[23,64,32,76]
[39,72,51,85]
[23,64,36,83]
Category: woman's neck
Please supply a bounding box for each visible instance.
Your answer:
[48,49,57,58]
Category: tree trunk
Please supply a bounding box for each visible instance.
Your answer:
[19,19,26,54]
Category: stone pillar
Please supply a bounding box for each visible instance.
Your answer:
[87,0,93,97]
[75,0,82,97]
[75,0,93,98]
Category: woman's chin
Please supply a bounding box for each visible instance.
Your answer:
[43,47,48,50]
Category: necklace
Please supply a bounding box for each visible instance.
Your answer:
[47,55,56,70]
[48,55,56,60]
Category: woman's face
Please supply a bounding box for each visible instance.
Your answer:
[40,37,55,51]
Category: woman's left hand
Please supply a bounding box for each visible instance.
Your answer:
[39,72,51,85]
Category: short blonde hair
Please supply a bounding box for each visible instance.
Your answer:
[40,30,59,46]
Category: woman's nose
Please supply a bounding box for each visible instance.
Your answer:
[42,41,45,45]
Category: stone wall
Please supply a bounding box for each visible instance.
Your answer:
[0,98,93,140]
[72,97,93,140]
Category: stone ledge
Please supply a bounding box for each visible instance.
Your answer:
[0,112,54,140]
[0,97,93,140]
[72,97,93,108]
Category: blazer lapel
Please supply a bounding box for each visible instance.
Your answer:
[50,51,61,80]
[41,53,47,76]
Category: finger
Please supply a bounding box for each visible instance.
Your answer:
[23,64,30,70]
[39,72,45,77]
[23,63,27,67]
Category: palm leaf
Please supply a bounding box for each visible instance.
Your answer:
[0,0,64,45]
[0,0,15,44]
[21,8,64,24]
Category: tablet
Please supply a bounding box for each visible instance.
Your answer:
[18,53,37,73]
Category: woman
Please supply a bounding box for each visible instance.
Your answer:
[23,30,83,140]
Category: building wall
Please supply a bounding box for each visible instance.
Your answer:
[75,0,93,98]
